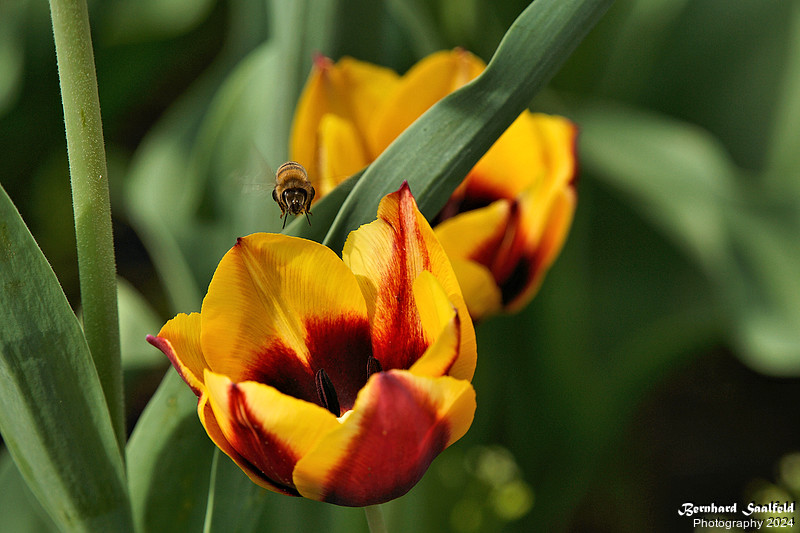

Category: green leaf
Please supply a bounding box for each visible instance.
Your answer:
[765,1,800,185]
[201,450,270,533]
[574,99,736,271]
[0,185,133,533]
[127,371,215,533]
[322,0,614,252]
[102,0,216,45]
[575,99,800,375]
[0,452,59,533]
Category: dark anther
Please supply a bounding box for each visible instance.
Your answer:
[315,369,340,416]
[366,355,383,379]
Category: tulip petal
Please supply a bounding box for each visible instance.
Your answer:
[146,312,206,396]
[505,184,576,311]
[531,113,578,195]
[316,113,369,196]
[435,198,512,264]
[200,233,372,411]
[369,49,485,156]
[466,112,545,201]
[291,56,399,181]
[447,257,502,320]
[435,197,526,293]
[342,183,476,380]
[292,370,476,506]
[204,370,340,494]
[408,271,461,377]
[197,394,298,496]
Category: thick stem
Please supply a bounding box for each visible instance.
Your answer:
[364,505,388,533]
[49,0,125,452]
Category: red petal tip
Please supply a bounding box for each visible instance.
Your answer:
[313,52,333,70]
[146,334,163,349]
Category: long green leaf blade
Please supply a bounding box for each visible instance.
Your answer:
[322,0,614,251]
[0,186,133,533]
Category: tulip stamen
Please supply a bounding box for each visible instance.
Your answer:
[315,368,341,416]
[366,355,383,379]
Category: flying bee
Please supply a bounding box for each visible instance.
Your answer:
[272,161,315,228]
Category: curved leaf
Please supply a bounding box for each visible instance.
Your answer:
[0,186,133,533]
[127,371,215,533]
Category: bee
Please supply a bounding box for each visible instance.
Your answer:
[272,161,315,228]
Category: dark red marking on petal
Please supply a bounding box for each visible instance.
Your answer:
[320,372,450,507]
[243,340,318,405]
[463,171,515,205]
[499,258,531,306]
[225,383,302,492]
[240,315,371,412]
[568,125,580,187]
[465,199,526,288]
[370,186,431,371]
[201,400,300,496]
[304,315,373,412]
[146,334,202,397]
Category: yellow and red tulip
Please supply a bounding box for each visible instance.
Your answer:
[147,184,476,507]
[291,49,578,319]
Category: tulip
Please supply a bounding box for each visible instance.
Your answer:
[291,49,577,318]
[147,184,476,506]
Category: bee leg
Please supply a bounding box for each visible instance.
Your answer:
[282,213,288,229]
[305,211,312,226]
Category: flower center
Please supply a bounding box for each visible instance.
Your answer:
[315,356,384,416]
[315,369,340,416]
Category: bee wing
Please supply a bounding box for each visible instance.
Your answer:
[229,143,278,195]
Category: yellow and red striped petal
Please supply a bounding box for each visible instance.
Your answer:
[204,370,341,494]
[197,394,298,496]
[292,370,476,506]
[505,183,576,312]
[146,312,206,396]
[342,183,476,380]
[200,233,372,411]
[368,49,485,156]
[291,55,399,182]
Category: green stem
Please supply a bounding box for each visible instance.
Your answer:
[49,0,125,452]
[364,505,388,533]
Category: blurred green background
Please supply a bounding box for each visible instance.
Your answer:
[2,0,799,531]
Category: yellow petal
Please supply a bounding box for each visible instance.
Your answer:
[447,257,502,320]
[369,49,485,156]
[435,198,511,261]
[290,55,399,182]
[531,113,578,196]
[408,271,461,377]
[342,184,476,381]
[292,370,476,506]
[466,111,545,199]
[199,233,369,388]
[147,312,206,395]
[204,370,340,492]
[316,113,369,196]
